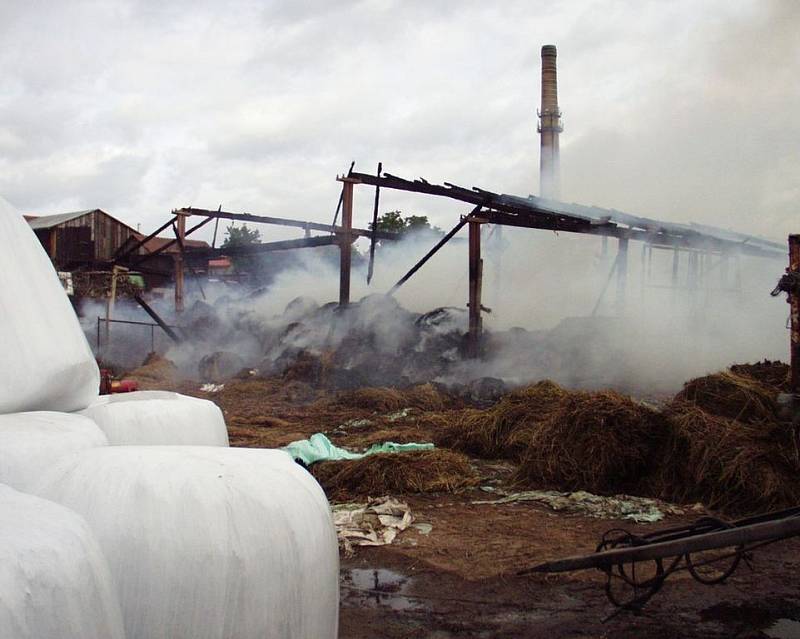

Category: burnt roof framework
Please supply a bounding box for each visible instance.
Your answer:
[348,171,784,259]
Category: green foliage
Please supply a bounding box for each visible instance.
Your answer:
[221,224,261,275]
[370,211,443,236]
[221,224,261,248]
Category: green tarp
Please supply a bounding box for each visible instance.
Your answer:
[283,433,434,466]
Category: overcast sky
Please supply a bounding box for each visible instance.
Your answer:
[1,0,797,242]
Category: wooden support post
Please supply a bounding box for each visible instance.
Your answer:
[174,211,187,313]
[790,235,800,394]
[467,219,484,358]
[104,265,123,346]
[671,248,679,285]
[338,178,356,307]
[615,237,629,315]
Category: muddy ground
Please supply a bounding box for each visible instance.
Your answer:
[148,375,800,638]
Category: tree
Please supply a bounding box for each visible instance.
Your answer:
[370,211,443,236]
[221,224,261,248]
[221,224,261,276]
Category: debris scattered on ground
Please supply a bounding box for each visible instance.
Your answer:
[283,432,434,466]
[472,488,692,523]
[200,383,225,393]
[312,449,480,501]
[332,497,413,556]
[386,408,413,422]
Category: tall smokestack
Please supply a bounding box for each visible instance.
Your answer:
[539,44,562,199]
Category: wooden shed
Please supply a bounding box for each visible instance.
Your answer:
[26,209,139,269]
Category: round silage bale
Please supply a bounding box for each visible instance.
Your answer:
[0,199,100,414]
[34,446,338,639]
[0,412,108,491]
[0,484,125,639]
[78,391,229,446]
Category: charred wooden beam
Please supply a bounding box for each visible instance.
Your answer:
[467,218,484,358]
[114,216,177,261]
[175,207,401,242]
[349,171,782,259]
[126,215,215,268]
[338,178,356,306]
[133,294,182,343]
[367,161,382,285]
[388,211,475,295]
[791,235,800,394]
[194,235,338,258]
[174,212,187,313]
[616,237,629,315]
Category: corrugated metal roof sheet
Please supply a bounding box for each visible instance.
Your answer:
[27,210,97,229]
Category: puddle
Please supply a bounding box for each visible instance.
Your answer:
[341,568,426,612]
[765,619,800,639]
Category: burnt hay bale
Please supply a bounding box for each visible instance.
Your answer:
[511,390,665,495]
[435,380,567,459]
[331,384,451,413]
[675,371,780,424]
[654,401,800,515]
[729,360,791,393]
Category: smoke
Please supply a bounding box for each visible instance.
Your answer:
[82,222,789,397]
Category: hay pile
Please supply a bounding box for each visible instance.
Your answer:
[675,370,780,424]
[730,360,791,392]
[311,449,479,501]
[331,383,450,413]
[125,353,179,389]
[655,402,799,513]
[512,390,665,495]
[435,381,566,459]
[282,350,334,385]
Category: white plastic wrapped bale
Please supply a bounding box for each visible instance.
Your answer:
[0,199,100,413]
[78,391,229,446]
[0,484,125,639]
[34,446,338,639]
[0,412,108,491]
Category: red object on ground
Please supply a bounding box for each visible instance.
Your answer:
[99,369,138,394]
[109,380,139,393]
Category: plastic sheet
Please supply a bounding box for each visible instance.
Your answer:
[78,391,229,446]
[0,484,125,639]
[284,432,434,466]
[34,446,339,639]
[0,199,99,413]
[0,412,108,491]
